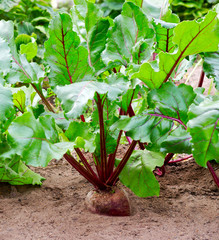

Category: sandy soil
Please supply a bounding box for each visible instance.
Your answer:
[0,145,218,240]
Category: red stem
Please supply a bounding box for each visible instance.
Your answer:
[207,162,219,188]
[198,69,205,87]
[75,148,99,180]
[96,93,107,181]
[169,154,193,164]
[80,115,85,122]
[107,130,123,178]
[106,140,137,185]
[64,153,106,190]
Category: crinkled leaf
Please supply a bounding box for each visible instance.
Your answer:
[56,74,130,118]
[115,150,164,197]
[0,155,44,185]
[132,10,219,89]
[7,112,73,167]
[45,12,93,87]
[203,51,219,90]
[187,98,219,167]
[102,2,154,67]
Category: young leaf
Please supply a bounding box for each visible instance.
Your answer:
[132,10,219,89]
[65,121,96,152]
[20,41,38,61]
[187,98,219,167]
[13,89,26,113]
[115,150,164,197]
[102,2,154,67]
[44,12,93,87]
[0,155,45,185]
[7,112,73,167]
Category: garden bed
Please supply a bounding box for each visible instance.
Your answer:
[0,146,218,240]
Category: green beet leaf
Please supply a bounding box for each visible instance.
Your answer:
[203,51,219,90]
[0,85,15,133]
[0,20,45,85]
[116,150,164,197]
[44,12,93,87]
[132,9,219,89]
[13,89,26,113]
[0,155,45,185]
[72,0,110,72]
[0,0,20,12]
[102,2,154,67]
[20,41,38,61]
[7,112,74,167]
[111,83,196,151]
[187,97,219,167]
[56,73,130,119]
[0,37,11,76]
[161,126,192,154]
[65,121,96,152]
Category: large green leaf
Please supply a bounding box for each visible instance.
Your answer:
[153,20,178,54]
[116,150,164,197]
[111,83,196,151]
[102,2,154,67]
[44,12,93,87]
[0,85,15,133]
[203,51,219,90]
[0,37,11,75]
[161,126,192,153]
[0,0,20,12]
[0,20,45,85]
[127,0,169,19]
[0,155,44,185]
[56,73,130,118]
[7,112,73,167]
[132,9,219,89]
[187,97,219,167]
[72,0,110,72]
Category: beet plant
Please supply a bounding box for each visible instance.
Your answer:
[0,0,218,215]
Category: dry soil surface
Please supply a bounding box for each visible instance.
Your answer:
[0,145,218,240]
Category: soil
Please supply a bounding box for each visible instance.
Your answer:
[0,67,218,240]
[0,145,218,240]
